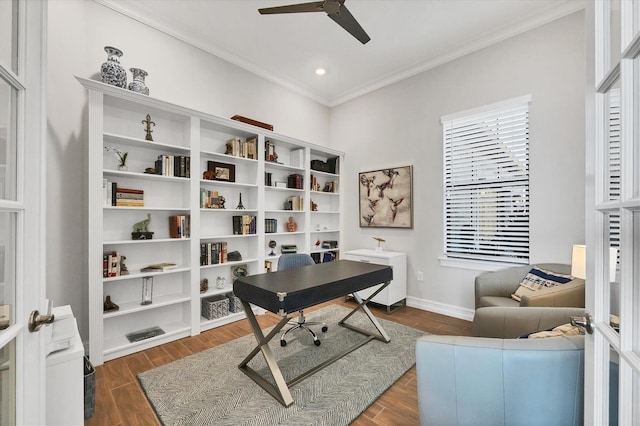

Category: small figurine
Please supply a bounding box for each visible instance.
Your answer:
[315,239,321,247]
[236,193,245,209]
[119,256,129,275]
[373,236,386,252]
[133,213,151,233]
[200,278,209,293]
[218,195,226,209]
[203,170,216,180]
[268,240,277,256]
[104,295,119,312]
[310,200,318,211]
[144,167,157,174]
[142,114,155,141]
[286,216,297,232]
[216,276,226,289]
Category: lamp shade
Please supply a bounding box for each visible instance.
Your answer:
[571,245,586,279]
[571,244,618,282]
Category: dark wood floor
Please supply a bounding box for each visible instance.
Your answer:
[85,298,472,426]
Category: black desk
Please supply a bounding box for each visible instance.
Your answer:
[233,260,393,406]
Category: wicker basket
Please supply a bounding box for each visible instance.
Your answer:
[84,356,96,419]
[201,294,229,320]
[227,293,242,313]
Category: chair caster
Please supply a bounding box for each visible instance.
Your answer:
[321,326,328,332]
[314,340,321,346]
[280,339,287,347]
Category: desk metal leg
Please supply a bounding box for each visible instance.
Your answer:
[238,301,294,407]
[338,281,391,343]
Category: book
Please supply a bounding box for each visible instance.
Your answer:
[125,326,165,343]
[141,262,177,272]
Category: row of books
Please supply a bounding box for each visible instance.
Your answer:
[285,195,304,211]
[311,251,337,264]
[155,155,190,178]
[265,218,278,233]
[169,215,190,238]
[103,251,122,277]
[225,137,257,159]
[200,241,228,266]
[232,215,257,235]
[200,188,224,209]
[265,140,277,162]
[103,180,145,207]
[287,173,304,189]
[310,175,338,193]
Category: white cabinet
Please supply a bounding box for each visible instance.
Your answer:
[79,77,343,365]
[342,249,407,313]
[46,309,83,425]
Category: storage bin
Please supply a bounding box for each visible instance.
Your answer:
[83,356,96,419]
[227,293,242,313]
[201,294,229,320]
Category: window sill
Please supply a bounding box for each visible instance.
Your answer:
[438,256,527,272]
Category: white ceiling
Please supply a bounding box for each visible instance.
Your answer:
[97,0,585,107]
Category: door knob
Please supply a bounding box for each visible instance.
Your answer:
[571,312,594,335]
[28,300,55,332]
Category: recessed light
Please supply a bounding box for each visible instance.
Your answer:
[315,68,327,76]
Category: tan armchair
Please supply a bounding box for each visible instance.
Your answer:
[475,263,585,309]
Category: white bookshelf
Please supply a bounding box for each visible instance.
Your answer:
[79,77,344,365]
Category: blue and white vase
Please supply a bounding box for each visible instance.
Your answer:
[128,68,150,95]
[101,46,127,88]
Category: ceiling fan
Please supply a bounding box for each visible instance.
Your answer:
[258,0,371,44]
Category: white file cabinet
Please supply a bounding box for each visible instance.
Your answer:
[342,249,407,313]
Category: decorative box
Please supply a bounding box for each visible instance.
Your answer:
[201,295,229,320]
[227,293,242,313]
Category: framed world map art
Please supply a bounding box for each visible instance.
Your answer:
[359,165,413,228]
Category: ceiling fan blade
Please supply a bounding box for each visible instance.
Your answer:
[327,4,370,44]
[259,1,325,15]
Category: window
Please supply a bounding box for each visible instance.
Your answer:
[442,96,530,264]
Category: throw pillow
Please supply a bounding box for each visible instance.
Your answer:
[518,323,582,339]
[511,267,573,302]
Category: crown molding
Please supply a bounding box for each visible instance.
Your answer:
[94,0,585,108]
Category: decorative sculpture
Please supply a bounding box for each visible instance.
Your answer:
[142,114,155,141]
[104,295,119,312]
[132,213,154,240]
[286,216,297,232]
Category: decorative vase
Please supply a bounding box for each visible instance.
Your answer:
[117,164,128,171]
[100,46,127,88]
[128,68,150,95]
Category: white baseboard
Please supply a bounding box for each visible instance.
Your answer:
[406,296,475,322]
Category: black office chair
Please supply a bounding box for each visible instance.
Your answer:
[277,253,328,347]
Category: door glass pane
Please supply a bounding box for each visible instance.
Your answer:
[634,210,640,353]
[0,212,15,331]
[0,0,18,74]
[635,56,640,198]
[609,348,619,426]
[0,339,16,425]
[605,213,618,330]
[0,77,18,201]
[607,81,621,201]
[611,0,622,66]
[634,0,640,36]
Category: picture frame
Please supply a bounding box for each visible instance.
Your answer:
[207,161,236,182]
[359,165,413,228]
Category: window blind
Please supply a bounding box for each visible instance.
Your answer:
[608,89,620,255]
[443,100,530,263]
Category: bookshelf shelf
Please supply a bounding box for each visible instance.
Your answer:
[81,76,343,365]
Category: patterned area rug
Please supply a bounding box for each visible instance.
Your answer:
[138,304,425,426]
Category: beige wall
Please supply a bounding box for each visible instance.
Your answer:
[46,0,330,342]
[330,11,586,317]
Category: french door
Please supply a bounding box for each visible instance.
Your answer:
[0,0,48,424]
[587,0,640,423]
